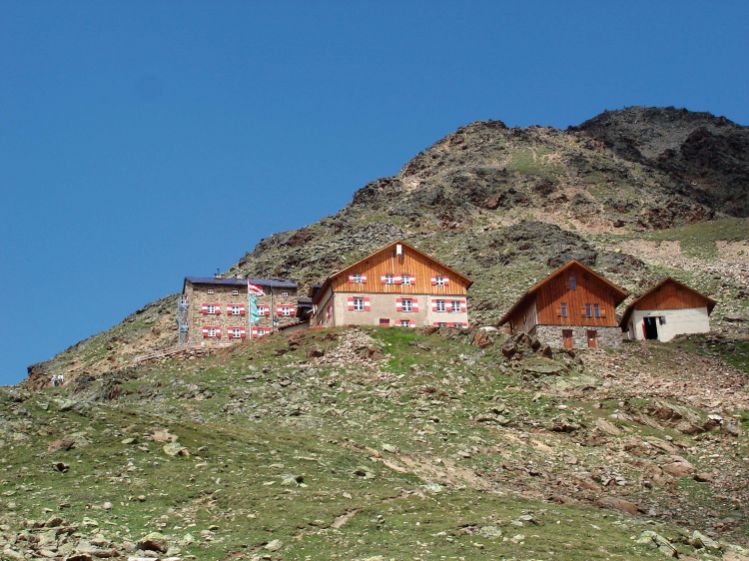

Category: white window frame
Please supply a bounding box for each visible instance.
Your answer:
[230,328,242,339]
[207,304,218,315]
[434,275,446,286]
[353,297,364,311]
[232,289,239,296]
[280,305,293,317]
[384,274,395,285]
[399,320,411,328]
[208,327,218,338]
[230,305,242,316]
[401,274,414,286]
[351,274,365,284]
[401,298,413,312]
[435,299,446,312]
[451,300,462,313]
[207,289,215,295]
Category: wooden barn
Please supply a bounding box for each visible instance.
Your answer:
[499,260,628,349]
[620,278,716,342]
[309,241,472,329]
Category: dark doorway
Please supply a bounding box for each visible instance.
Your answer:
[643,317,658,340]
[562,329,574,349]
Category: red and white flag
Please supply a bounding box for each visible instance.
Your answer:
[248,282,265,296]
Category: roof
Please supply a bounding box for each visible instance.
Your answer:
[311,240,473,305]
[619,277,717,328]
[498,260,629,325]
[184,276,297,290]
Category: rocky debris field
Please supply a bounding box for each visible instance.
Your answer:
[3,325,749,560]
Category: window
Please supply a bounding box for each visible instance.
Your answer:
[207,289,214,295]
[229,327,245,339]
[232,289,239,296]
[350,274,366,284]
[402,299,413,312]
[203,304,219,315]
[560,303,568,318]
[384,274,395,285]
[281,292,289,298]
[353,297,364,311]
[401,274,414,285]
[399,320,411,328]
[202,326,221,339]
[585,303,592,318]
[594,304,601,318]
[437,322,448,328]
[569,275,576,290]
[451,300,462,313]
[379,318,390,326]
[435,299,446,312]
[280,305,294,317]
[230,305,243,316]
[432,275,447,287]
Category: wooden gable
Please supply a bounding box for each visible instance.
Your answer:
[535,262,623,327]
[500,260,628,328]
[314,241,471,302]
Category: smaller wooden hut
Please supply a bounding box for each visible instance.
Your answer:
[620,278,716,342]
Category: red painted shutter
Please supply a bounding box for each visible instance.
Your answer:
[202,327,209,337]
[394,275,402,285]
[444,278,450,286]
[201,304,208,315]
[380,275,388,283]
[431,277,437,286]
[460,300,467,312]
[395,298,402,311]
[363,298,371,311]
[347,297,354,311]
[361,274,367,282]
[412,299,419,312]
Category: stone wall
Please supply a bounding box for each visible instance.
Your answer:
[184,282,298,346]
[535,324,623,349]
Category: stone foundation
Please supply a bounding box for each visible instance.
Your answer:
[535,325,623,349]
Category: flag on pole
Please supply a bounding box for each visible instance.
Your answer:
[248,282,265,296]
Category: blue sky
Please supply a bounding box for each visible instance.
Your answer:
[1,1,747,385]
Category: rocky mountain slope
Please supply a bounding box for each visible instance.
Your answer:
[7,106,749,560]
[3,326,748,560]
[27,106,749,386]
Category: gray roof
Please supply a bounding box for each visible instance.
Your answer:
[184,276,297,289]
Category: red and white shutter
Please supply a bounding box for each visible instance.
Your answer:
[380,275,389,284]
[201,304,209,315]
[411,299,419,313]
[202,326,210,338]
[363,297,371,311]
[408,319,416,328]
[394,275,403,285]
[214,304,221,315]
[239,305,246,316]
[215,327,221,338]
[347,297,355,311]
[240,328,247,339]
[395,298,402,311]
[430,276,437,286]
[460,300,467,312]
[443,277,450,286]
[288,306,297,317]
[360,274,367,283]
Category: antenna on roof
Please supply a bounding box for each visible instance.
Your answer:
[214,268,221,278]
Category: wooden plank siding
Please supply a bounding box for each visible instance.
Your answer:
[331,246,469,296]
[535,263,620,327]
[633,280,709,311]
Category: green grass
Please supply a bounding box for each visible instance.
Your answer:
[647,217,749,258]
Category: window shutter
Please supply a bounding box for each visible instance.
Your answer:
[431,277,437,286]
[412,299,419,312]
[394,275,403,285]
[202,327,209,337]
[240,306,246,316]
[432,300,438,312]
[215,328,221,338]
[444,278,450,286]
[215,304,221,315]
[240,328,247,339]
[289,307,297,317]
[360,274,367,282]
[363,298,371,311]
[395,298,402,311]
[201,304,208,315]
[347,297,354,311]
[380,275,388,284]
[460,301,467,312]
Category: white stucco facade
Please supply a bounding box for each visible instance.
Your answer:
[626,306,710,342]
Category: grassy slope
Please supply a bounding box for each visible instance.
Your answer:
[4,327,748,560]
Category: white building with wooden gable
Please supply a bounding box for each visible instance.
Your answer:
[620,277,716,342]
[310,241,473,329]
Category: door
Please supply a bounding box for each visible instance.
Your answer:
[562,329,574,349]
[643,317,658,340]
[587,330,598,349]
